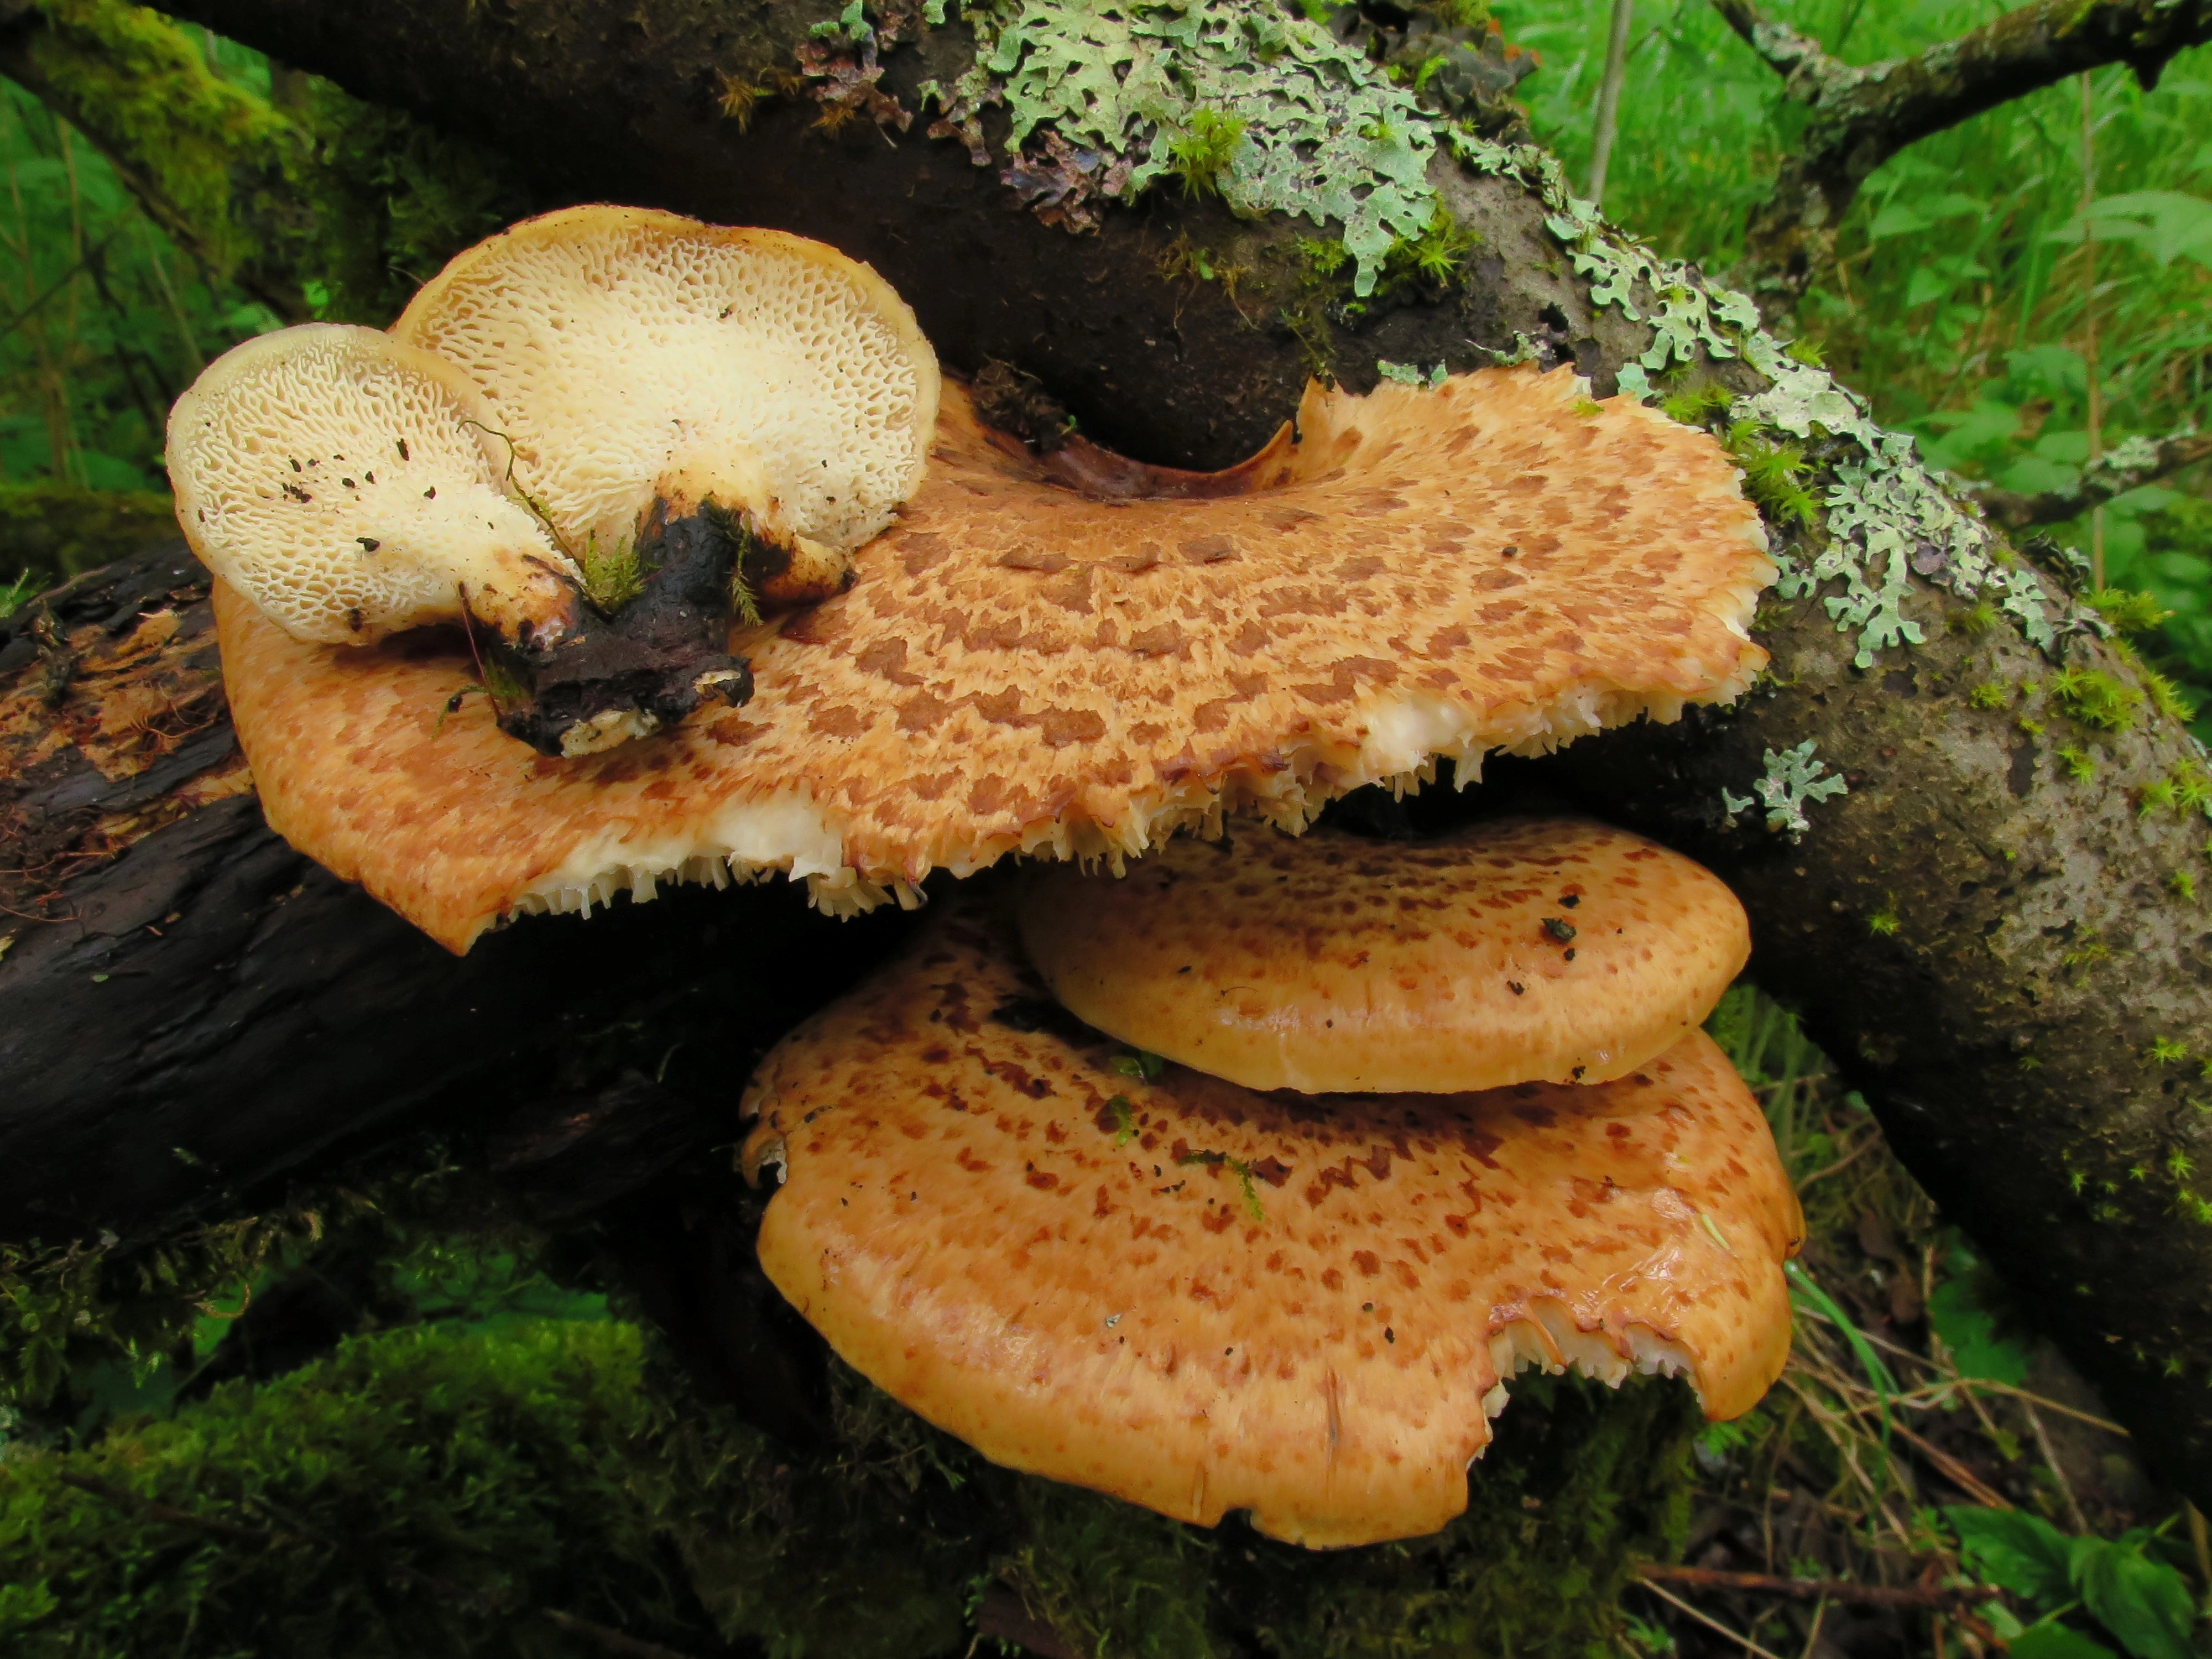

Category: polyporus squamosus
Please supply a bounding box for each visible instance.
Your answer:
[739,878,1799,1548]
[215,361,1771,952]
[168,325,591,653]
[1020,818,1751,1093]
[176,208,937,760]
[390,205,939,613]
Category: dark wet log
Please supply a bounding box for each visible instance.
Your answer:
[0,550,911,1238]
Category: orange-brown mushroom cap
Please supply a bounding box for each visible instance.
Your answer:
[217,363,1772,952]
[740,892,1802,1548]
[1018,818,1750,1094]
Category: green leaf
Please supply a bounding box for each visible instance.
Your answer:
[1927,1276,2030,1385]
[1947,1505,2074,1603]
[2071,1536,2199,1659]
[2011,1621,2120,1659]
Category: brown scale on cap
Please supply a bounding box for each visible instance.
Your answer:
[216,363,1772,952]
[1019,818,1750,1095]
[740,893,1802,1549]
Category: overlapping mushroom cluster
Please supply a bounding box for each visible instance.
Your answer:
[179,203,1803,1547]
[169,207,938,758]
[740,821,1800,1547]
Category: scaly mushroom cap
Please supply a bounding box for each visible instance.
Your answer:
[168,324,581,648]
[390,204,940,580]
[216,363,1772,952]
[740,893,1801,1548]
[1018,819,1750,1094]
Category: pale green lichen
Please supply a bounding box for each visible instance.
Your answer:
[1376,358,1448,387]
[1721,740,1849,839]
[946,0,1446,293]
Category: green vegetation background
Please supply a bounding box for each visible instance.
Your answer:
[2,1,2210,1655]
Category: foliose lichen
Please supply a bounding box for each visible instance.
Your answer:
[1721,739,1849,839]
[1376,358,1449,387]
[941,0,1448,293]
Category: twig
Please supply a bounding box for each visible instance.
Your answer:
[1795,1130,1882,1191]
[1979,430,2212,529]
[2020,1397,2090,1535]
[1891,1420,2013,1511]
[1635,1575,1788,1659]
[56,1472,291,1546]
[539,1609,699,1659]
[1714,0,2212,307]
[1641,1562,2000,1613]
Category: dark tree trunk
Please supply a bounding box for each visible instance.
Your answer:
[7,0,2212,1516]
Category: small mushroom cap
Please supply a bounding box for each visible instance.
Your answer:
[1018,819,1750,1094]
[168,324,579,646]
[391,205,940,561]
[742,893,1801,1548]
[216,364,1772,952]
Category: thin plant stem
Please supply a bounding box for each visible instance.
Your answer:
[2079,71,2104,589]
[2021,1396,2090,1534]
[1635,1577,1788,1659]
[1587,0,1634,204]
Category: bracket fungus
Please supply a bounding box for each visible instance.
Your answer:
[387,205,939,752]
[739,885,1801,1548]
[168,324,586,654]
[1019,818,1750,1094]
[216,361,1772,952]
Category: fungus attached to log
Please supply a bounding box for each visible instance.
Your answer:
[1019,818,1751,1093]
[215,363,1772,952]
[739,890,1801,1548]
[167,324,583,651]
[392,204,940,609]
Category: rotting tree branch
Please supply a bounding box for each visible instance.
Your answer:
[1980,430,2212,531]
[9,0,2212,1523]
[1714,0,2212,312]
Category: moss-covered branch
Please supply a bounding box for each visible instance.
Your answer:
[0,0,531,325]
[1981,430,2212,531]
[1714,0,2212,310]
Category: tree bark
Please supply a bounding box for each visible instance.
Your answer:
[9,0,2212,1514]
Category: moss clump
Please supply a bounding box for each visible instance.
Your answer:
[6,1301,1701,1658]
[18,0,530,326]
[0,481,178,596]
[1,1320,682,1658]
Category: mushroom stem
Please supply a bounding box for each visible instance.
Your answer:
[478,489,754,759]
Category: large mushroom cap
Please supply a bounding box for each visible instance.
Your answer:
[168,324,580,648]
[741,893,1801,1548]
[1018,818,1750,1094]
[390,205,940,564]
[217,363,1772,951]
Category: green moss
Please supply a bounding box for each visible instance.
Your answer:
[6,1302,1703,1659]
[1967,681,2008,709]
[2087,588,2173,635]
[0,481,178,597]
[2056,744,2096,783]
[2049,665,2146,733]
[577,533,645,613]
[18,0,529,327]
[1167,108,1248,199]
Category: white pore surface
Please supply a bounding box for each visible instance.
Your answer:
[168,325,571,645]
[393,216,934,557]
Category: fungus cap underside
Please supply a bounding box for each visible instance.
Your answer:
[216,363,1772,952]
[740,894,1802,1548]
[390,205,940,561]
[169,325,578,648]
